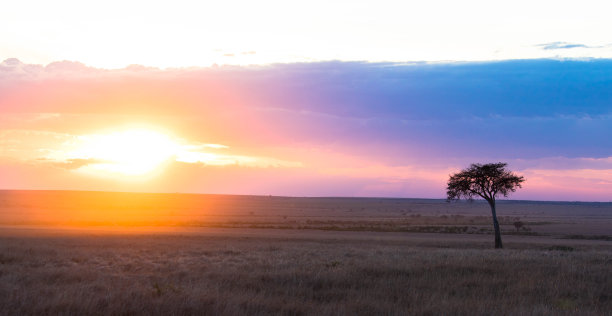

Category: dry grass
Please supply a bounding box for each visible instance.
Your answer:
[2,191,611,238]
[0,191,610,315]
[0,231,610,315]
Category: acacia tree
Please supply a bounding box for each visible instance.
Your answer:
[447,162,525,249]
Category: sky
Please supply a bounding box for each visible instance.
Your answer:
[3,0,612,68]
[1,1,611,201]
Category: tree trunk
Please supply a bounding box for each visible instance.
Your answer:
[488,201,503,249]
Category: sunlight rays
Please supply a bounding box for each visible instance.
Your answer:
[67,129,179,176]
[36,126,301,180]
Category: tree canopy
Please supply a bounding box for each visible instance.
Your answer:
[447,162,525,204]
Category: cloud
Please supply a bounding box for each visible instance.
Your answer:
[45,60,93,73]
[0,58,161,81]
[51,158,107,170]
[202,144,229,149]
[536,42,612,50]
[1,58,612,200]
[1,58,98,76]
[2,59,612,161]
[518,167,612,201]
[537,42,590,50]
[509,156,612,171]
[534,42,612,51]
[0,58,44,80]
[175,151,302,168]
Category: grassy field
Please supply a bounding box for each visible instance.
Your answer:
[2,190,611,238]
[0,191,611,315]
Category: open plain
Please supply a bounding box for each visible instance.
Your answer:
[0,190,611,315]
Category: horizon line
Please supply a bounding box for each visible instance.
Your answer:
[1,189,610,204]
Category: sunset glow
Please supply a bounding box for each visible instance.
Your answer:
[0,1,611,201]
[2,3,612,315]
[62,129,180,176]
[0,59,610,200]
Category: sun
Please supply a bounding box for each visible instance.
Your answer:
[69,128,180,176]
[53,126,271,179]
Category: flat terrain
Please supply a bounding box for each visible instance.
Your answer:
[1,190,611,239]
[0,191,611,315]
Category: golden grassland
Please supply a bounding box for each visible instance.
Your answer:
[2,190,611,238]
[0,191,611,315]
[1,229,610,315]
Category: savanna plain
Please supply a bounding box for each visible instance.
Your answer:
[0,191,611,315]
